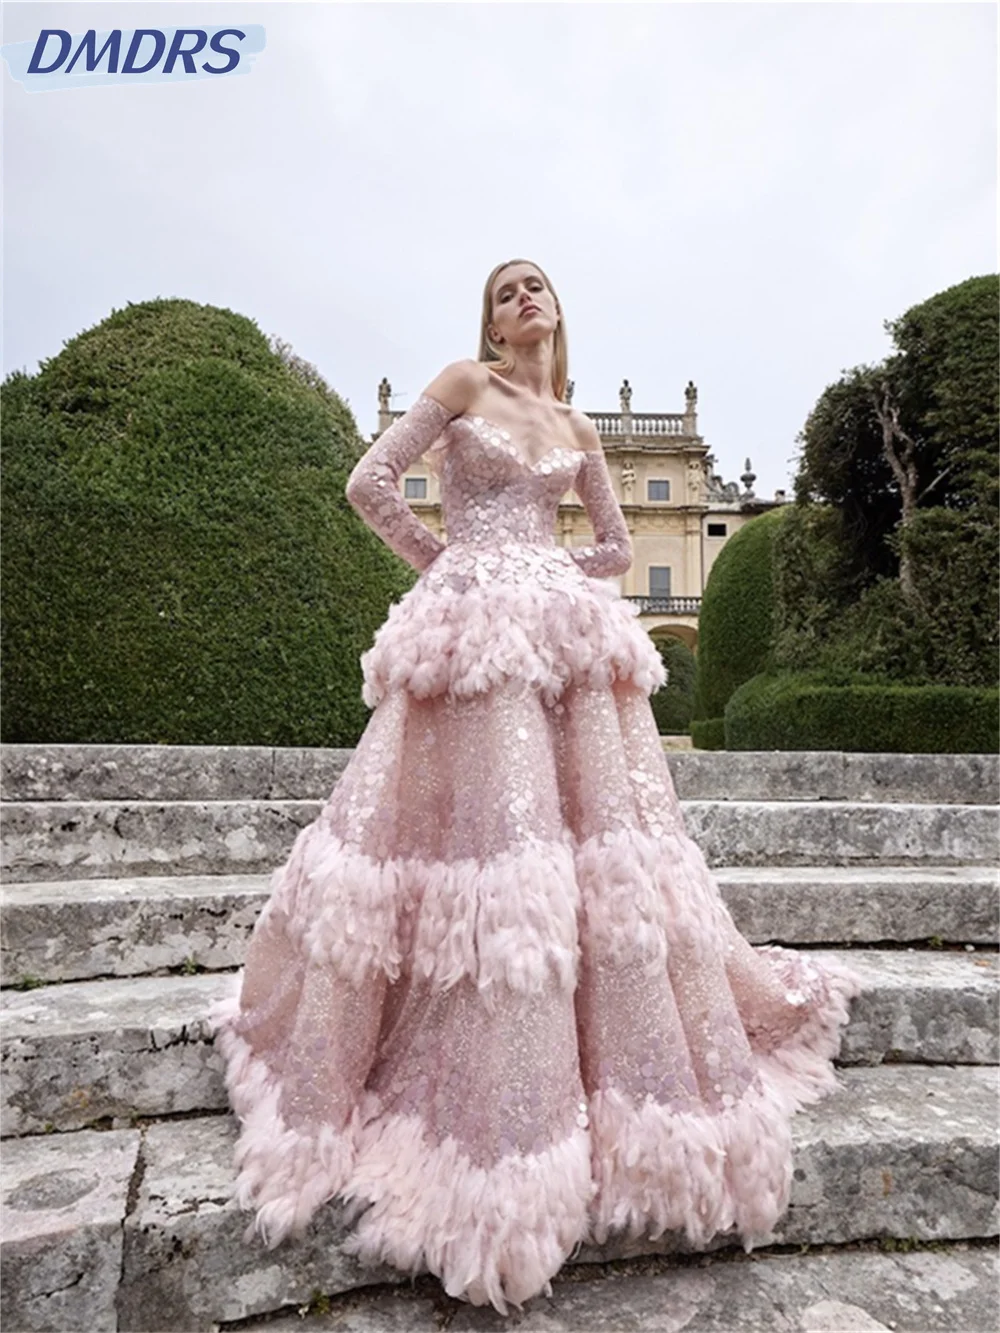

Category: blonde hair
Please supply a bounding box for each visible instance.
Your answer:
[477,259,569,403]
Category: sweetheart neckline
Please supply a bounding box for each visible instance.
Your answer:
[453,413,587,472]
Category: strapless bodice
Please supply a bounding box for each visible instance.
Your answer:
[345,393,667,708]
[436,414,586,549]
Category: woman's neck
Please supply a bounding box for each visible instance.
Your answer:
[496,347,557,402]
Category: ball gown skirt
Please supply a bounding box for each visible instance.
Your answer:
[207,394,864,1314]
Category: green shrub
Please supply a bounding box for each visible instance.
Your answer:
[890,507,998,686]
[725,671,998,753]
[691,717,726,751]
[784,275,998,698]
[649,636,696,734]
[692,507,789,735]
[1,299,417,746]
[772,504,997,689]
[771,503,868,673]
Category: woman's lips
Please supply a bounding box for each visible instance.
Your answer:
[520,306,540,318]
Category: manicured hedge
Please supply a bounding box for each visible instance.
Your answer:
[725,671,999,753]
[1,299,417,746]
[691,506,789,743]
[691,717,726,751]
[649,635,696,735]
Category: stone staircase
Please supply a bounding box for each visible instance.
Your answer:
[0,744,997,1333]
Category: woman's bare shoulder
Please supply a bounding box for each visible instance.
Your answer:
[567,409,603,453]
[421,359,487,416]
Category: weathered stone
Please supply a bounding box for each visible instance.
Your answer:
[773,1064,999,1249]
[670,750,999,807]
[3,953,996,1135]
[683,800,997,868]
[829,949,999,1065]
[1,874,269,983]
[1,744,278,803]
[0,745,352,805]
[1,972,233,1135]
[270,747,355,800]
[717,865,999,946]
[3,867,996,987]
[3,797,994,883]
[117,1117,402,1333]
[0,1127,140,1333]
[4,744,996,805]
[0,799,321,882]
[570,1064,999,1262]
[0,746,994,1331]
[111,1066,999,1329]
[234,1244,1000,1333]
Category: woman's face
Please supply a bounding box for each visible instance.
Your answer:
[489,263,559,349]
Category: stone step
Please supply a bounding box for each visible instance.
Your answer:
[1,1065,995,1331]
[2,866,997,987]
[717,865,999,948]
[683,800,997,869]
[3,798,996,884]
[2,952,996,1137]
[4,743,997,805]
[233,1243,1000,1333]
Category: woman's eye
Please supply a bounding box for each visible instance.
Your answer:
[498,282,541,303]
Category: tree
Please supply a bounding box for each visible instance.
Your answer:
[793,368,900,586]
[781,275,998,687]
[794,274,998,592]
[869,366,960,600]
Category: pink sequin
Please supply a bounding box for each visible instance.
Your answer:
[208,391,865,1316]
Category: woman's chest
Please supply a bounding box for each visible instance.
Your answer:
[460,399,579,465]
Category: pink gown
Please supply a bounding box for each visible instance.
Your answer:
[207,393,864,1314]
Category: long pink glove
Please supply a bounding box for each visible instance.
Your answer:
[346,395,454,572]
[567,448,633,578]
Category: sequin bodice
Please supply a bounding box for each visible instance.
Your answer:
[346,394,633,582]
[437,414,585,549]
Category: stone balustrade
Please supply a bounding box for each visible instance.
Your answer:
[590,412,689,438]
[386,409,692,441]
[624,594,703,614]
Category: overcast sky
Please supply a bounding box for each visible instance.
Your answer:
[3,1,996,498]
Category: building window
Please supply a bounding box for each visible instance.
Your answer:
[404,476,428,499]
[707,521,727,537]
[648,479,670,502]
[649,566,671,597]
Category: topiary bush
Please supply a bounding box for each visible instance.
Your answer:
[649,635,696,735]
[690,717,726,751]
[691,506,790,744]
[725,671,998,753]
[1,298,419,746]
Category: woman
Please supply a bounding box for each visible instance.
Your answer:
[208,258,864,1314]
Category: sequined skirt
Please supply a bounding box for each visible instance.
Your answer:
[208,632,863,1314]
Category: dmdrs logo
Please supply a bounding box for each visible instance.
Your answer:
[2,26,266,91]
